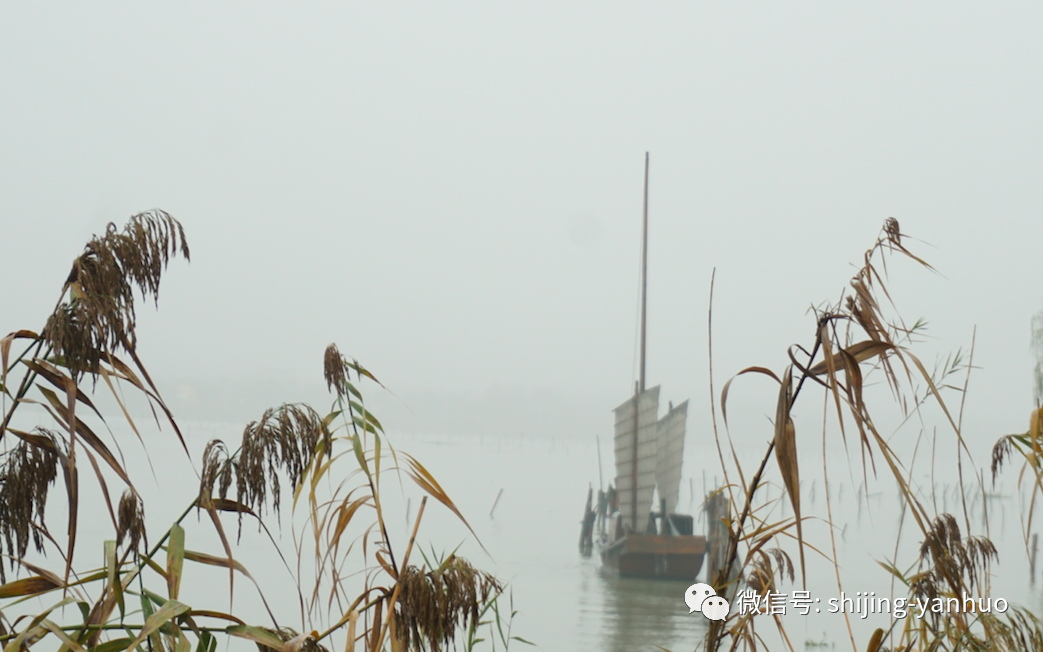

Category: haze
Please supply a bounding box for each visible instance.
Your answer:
[3,4,1042,449]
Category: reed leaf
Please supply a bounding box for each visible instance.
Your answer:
[402,454,485,553]
[125,599,189,652]
[720,366,780,427]
[225,625,287,650]
[37,386,133,489]
[806,340,895,376]
[772,367,804,586]
[0,575,62,599]
[167,524,185,600]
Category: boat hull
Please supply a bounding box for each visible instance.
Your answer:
[600,532,706,581]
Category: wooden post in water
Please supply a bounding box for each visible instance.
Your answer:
[490,488,504,518]
[705,490,736,597]
[579,485,595,556]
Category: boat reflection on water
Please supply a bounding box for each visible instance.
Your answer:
[576,557,707,652]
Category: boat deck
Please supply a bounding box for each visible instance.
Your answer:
[602,532,706,581]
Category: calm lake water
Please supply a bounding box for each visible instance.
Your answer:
[374,428,1042,651]
[19,419,1042,652]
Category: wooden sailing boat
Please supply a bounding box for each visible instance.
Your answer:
[590,153,706,581]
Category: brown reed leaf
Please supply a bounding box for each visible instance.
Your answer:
[402,454,486,555]
[865,628,884,652]
[0,330,38,394]
[0,575,62,599]
[773,367,805,585]
[807,340,895,376]
[208,497,258,517]
[327,494,372,558]
[22,358,103,418]
[720,366,781,427]
[36,385,133,489]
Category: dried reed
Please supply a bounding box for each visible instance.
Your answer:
[705,219,1043,652]
[0,214,519,652]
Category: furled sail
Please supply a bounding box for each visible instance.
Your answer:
[613,385,660,534]
[655,400,688,516]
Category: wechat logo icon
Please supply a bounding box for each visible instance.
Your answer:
[685,583,730,621]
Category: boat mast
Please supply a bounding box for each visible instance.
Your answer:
[631,152,650,533]
[640,152,649,394]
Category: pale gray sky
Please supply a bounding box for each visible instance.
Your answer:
[3,4,1043,445]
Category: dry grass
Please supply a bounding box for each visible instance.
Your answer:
[200,403,330,521]
[703,219,1043,652]
[44,209,188,378]
[0,429,59,581]
[395,557,502,652]
[0,214,520,652]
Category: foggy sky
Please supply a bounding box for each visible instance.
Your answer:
[3,4,1043,448]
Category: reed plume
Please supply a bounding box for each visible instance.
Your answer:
[43,209,189,378]
[395,557,503,652]
[0,429,60,581]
